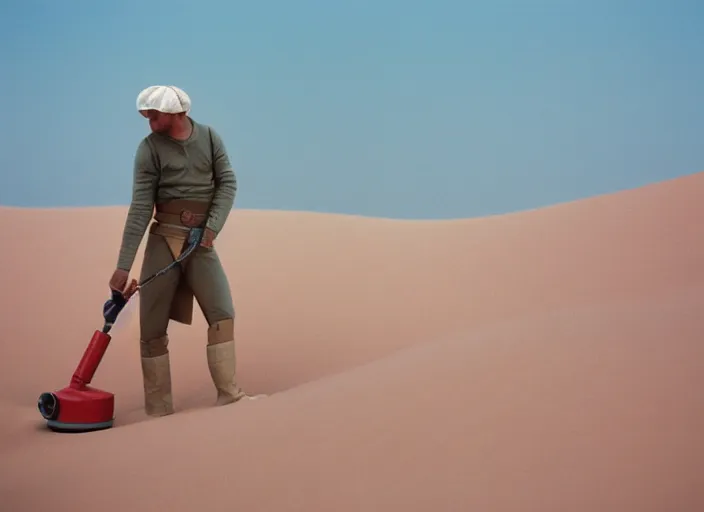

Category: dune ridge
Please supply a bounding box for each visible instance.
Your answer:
[0,171,703,511]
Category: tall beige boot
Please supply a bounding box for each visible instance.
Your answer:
[140,335,174,416]
[207,340,247,405]
[206,319,265,405]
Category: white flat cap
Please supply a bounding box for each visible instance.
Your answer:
[136,85,191,114]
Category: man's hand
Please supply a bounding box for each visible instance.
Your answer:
[109,268,139,299]
[109,268,129,293]
[200,227,216,248]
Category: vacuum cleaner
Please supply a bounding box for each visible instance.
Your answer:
[37,227,204,433]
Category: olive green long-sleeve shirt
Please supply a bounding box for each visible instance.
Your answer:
[116,119,237,272]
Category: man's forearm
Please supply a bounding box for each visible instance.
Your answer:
[206,167,236,234]
[116,201,154,271]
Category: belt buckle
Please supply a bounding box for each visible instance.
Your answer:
[180,209,200,227]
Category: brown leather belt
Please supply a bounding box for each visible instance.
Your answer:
[154,200,209,228]
[154,211,206,227]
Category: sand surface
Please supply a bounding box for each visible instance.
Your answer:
[1,173,703,511]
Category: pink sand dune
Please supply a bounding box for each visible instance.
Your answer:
[1,173,703,511]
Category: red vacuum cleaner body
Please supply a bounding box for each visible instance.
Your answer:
[38,329,116,432]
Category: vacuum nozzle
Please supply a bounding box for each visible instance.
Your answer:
[38,392,59,420]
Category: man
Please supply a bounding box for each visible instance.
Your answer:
[109,85,262,417]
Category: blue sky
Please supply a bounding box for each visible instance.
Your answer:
[1,0,702,219]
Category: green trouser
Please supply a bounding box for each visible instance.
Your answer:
[138,226,245,415]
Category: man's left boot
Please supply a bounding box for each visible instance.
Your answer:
[206,319,266,406]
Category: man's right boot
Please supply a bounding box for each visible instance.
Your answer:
[140,336,174,417]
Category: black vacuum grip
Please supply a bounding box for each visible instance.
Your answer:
[102,289,128,333]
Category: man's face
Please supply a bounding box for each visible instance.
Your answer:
[140,110,174,133]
